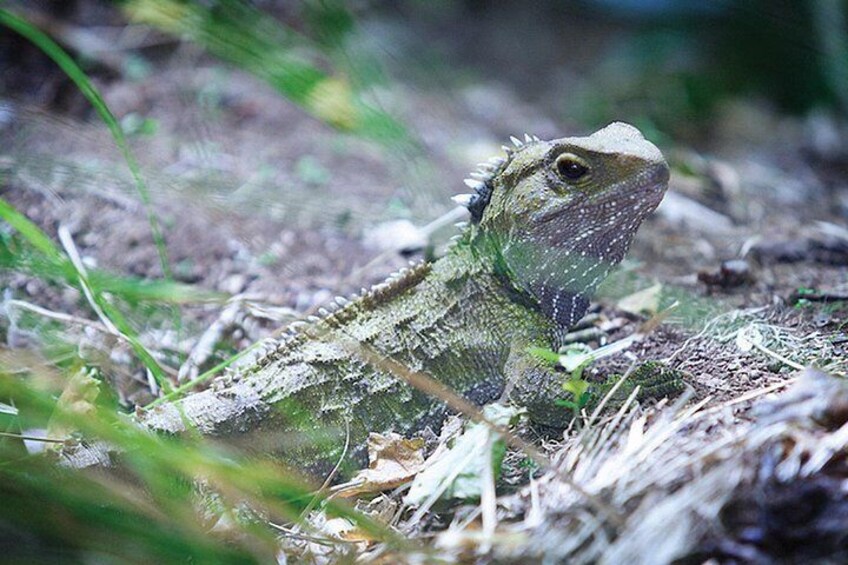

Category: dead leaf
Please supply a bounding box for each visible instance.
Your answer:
[617,283,663,316]
[405,404,521,505]
[47,367,101,439]
[335,432,426,498]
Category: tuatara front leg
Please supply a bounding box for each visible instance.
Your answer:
[505,340,688,427]
[503,340,574,428]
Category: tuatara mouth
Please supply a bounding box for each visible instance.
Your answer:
[631,162,670,215]
[592,159,669,214]
[643,161,671,198]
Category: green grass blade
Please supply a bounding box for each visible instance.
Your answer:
[145,341,262,408]
[0,7,172,279]
[86,273,225,305]
[0,229,222,305]
[0,198,66,263]
[0,196,172,389]
[123,0,410,146]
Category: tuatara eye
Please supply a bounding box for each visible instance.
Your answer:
[555,153,590,181]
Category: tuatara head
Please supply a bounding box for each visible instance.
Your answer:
[462,123,669,329]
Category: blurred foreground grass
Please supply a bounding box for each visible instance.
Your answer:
[0,365,408,562]
[0,3,415,560]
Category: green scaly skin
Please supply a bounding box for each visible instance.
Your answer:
[139,123,673,476]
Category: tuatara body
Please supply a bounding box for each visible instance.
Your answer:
[140,123,672,475]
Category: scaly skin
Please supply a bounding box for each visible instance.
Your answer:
[140,123,671,476]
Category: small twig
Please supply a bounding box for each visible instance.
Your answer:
[697,378,797,418]
[268,522,357,546]
[0,402,18,416]
[562,327,604,344]
[793,292,848,303]
[3,298,178,380]
[454,506,483,532]
[298,419,352,524]
[570,313,602,331]
[178,299,243,382]
[5,298,111,334]
[525,476,542,527]
[751,341,806,371]
[637,300,679,335]
[478,433,497,555]
[346,207,468,284]
[420,206,470,237]
[737,325,807,371]
[0,430,66,443]
[143,341,263,408]
[145,368,159,397]
[57,224,119,335]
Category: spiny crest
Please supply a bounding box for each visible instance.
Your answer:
[240,260,433,374]
[452,133,541,223]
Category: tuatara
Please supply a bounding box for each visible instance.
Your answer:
[139,123,674,475]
